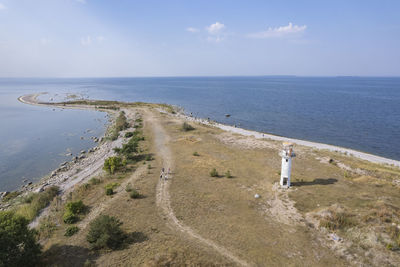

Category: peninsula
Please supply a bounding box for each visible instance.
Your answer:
[2,94,400,266]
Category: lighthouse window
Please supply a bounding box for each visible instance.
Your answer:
[286,159,288,162]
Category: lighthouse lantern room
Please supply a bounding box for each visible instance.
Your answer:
[279,142,296,188]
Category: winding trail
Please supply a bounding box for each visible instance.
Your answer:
[145,110,250,267]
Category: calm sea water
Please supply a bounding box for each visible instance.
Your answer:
[1,77,399,191]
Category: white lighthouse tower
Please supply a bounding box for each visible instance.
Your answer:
[279,142,296,188]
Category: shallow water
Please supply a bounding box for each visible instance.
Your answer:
[1,77,399,191]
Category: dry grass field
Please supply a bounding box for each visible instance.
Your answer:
[35,106,400,266]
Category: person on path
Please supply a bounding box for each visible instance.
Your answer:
[160,168,164,181]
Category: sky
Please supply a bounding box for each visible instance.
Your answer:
[0,0,399,77]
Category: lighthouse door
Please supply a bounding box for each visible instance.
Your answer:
[282,177,288,186]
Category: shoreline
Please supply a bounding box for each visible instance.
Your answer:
[174,113,400,168]
[2,94,118,196]
[14,92,400,193]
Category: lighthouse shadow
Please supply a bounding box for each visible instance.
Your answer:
[291,178,338,187]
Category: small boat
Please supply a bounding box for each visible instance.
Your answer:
[225,114,231,117]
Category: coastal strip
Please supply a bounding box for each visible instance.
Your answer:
[174,114,400,168]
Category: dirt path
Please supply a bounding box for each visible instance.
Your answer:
[144,110,250,267]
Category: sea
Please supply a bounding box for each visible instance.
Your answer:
[1,76,399,191]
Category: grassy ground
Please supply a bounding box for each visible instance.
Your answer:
[15,103,400,266]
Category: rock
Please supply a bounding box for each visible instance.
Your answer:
[60,162,68,167]
[66,153,73,156]
[80,150,86,154]
[23,179,28,183]
[80,136,84,140]
[28,182,32,185]
[78,155,86,159]
[254,194,261,199]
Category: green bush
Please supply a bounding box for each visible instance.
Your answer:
[147,164,152,170]
[65,200,85,214]
[105,188,113,196]
[130,189,140,199]
[14,186,59,222]
[124,132,134,138]
[182,122,195,131]
[86,215,126,250]
[115,111,129,132]
[105,183,119,196]
[125,183,133,192]
[225,170,232,178]
[65,226,80,237]
[0,211,41,266]
[193,151,200,156]
[63,210,78,224]
[89,177,101,185]
[103,156,123,174]
[210,168,219,177]
[145,154,152,161]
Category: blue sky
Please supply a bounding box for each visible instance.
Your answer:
[0,0,399,77]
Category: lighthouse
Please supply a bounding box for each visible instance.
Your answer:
[279,142,296,188]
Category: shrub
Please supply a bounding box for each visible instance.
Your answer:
[14,186,59,222]
[103,156,123,174]
[145,154,152,161]
[182,122,195,131]
[65,226,80,237]
[86,215,126,250]
[320,211,356,230]
[125,132,134,138]
[38,216,57,239]
[225,170,232,178]
[0,211,41,266]
[89,177,101,185]
[105,188,113,195]
[105,183,119,196]
[130,189,140,199]
[115,112,129,132]
[210,168,219,177]
[125,183,133,192]
[193,151,200,156]
[147,164,152,170]
[63,211,78,224]
[65,200,85,214]
[2,191,21,202]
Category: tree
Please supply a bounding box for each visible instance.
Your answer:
[0,211,41,267]
[86,215,126,250]
[103,156,122,174]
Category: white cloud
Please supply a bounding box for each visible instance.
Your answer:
[81,36,92,46]
[96,36,105,42]
[0,3,6,10]
[81,35,105,46]
[186,27,199,33]
[248,22,307,39]
[206,22,225,35]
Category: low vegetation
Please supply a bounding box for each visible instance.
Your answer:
[319,210,356,231]
[225,170,232,178]
[0,211,41,267]
[109,111,129,140]
[130,189,140,199]
[193,151,200,156]
[14,186,59,222]
[105,183,120,196]
[86,215,126,250]
[182,122,195,131]
[63,200,86,224]
[103,156,124,175]
[64,226,80,237]
[210,168,219,177]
